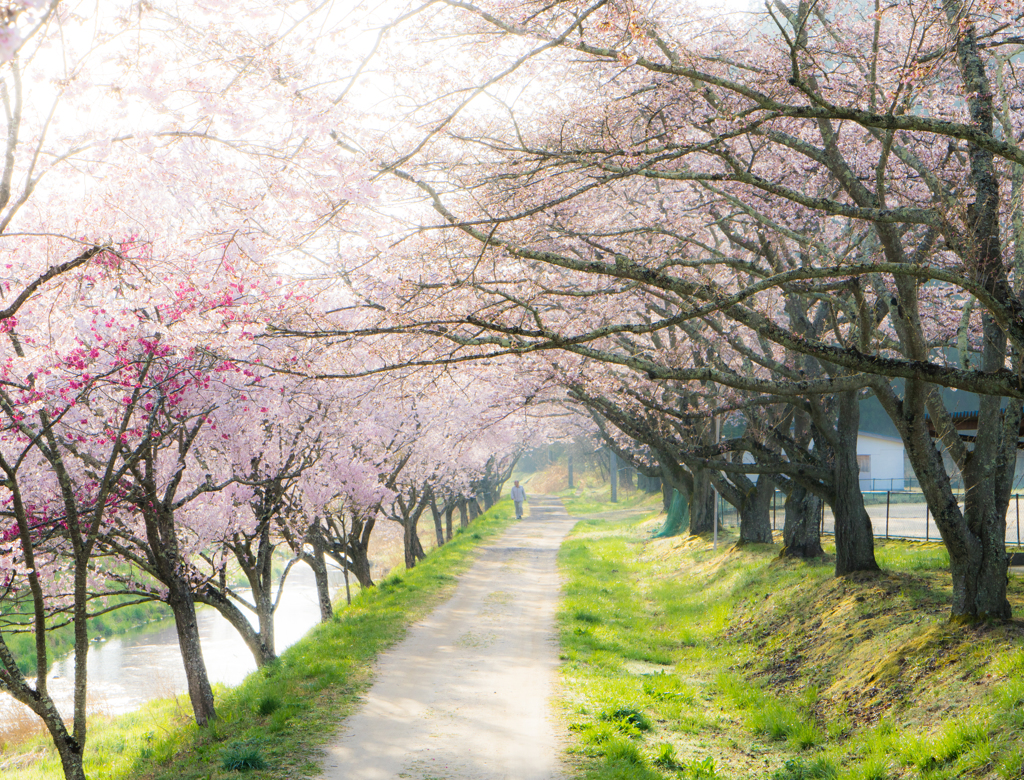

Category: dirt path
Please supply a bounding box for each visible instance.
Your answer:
[317,496,575,780]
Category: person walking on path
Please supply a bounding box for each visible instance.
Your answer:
[317,496,572,780]
[510,481,527,519]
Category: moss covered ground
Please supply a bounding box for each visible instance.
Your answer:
[555,494,1024,780]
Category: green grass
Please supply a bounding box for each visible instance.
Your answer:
[873,542,950,571]
[1,501,519,780]
[554,498,1024,780]
[559,478,663,517]
[220,739,267,771]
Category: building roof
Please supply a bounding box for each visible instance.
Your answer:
[925,410,1024,447]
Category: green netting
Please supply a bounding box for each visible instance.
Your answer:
[653,489,688,538]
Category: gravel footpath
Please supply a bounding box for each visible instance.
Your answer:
[317,496,574,780]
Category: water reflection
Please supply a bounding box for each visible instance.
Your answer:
[2,562,342,719]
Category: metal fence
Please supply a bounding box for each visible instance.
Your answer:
[716,490,1024,547]
[858,478,908,492]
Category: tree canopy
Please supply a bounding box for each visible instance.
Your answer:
[1,1,1023,776]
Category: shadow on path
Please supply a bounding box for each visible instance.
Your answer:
[318,496,574,780]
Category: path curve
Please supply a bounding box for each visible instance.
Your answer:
[318,496,574,780]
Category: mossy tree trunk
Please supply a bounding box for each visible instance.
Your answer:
[689,468,716,535]
[782,484,825,559]
[830,390,880,575]
[739,475,775,544]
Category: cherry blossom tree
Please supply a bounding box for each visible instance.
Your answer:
[0,341,127,780]
[0,238,254,773]
[341,0,1023,620]
[0,0,404,768]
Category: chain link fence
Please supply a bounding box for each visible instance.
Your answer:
[717,490,1024,547]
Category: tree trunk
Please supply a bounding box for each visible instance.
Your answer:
[196,586,275,667]
[253,578,275,663]
[0,638,85,778]
[945,492,1010,619]
[346,514,376,588]
[167,582,217,725]
[897,383,1014,619]
[689,468,715,535]
[146,499,218,726]
[45,721,85,780]
[412,525,426,561]
[445,505,454,541]
[951,386,1013,618]
[344,541,374,588]
[306,526,333,620]
[430,492,445,547]
[70,555,89,750]
[468,497,481,520]
[567,453,574,489]
[402,503,427,569]
[403,518,418,569]
[13,682,86,780]
[782,484,825,558]
[309,548,333,620]
[738,476,775,544]
[832,390,880,575]
[458,499,469,529]
[711,468,774,546]
[955,546,1010,618]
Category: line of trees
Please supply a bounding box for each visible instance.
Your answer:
[294,0,1023,622]
[0,250,544,778]
[0,4,562,777]
[4,1,1023,776]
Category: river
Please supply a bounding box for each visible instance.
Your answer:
[1,563,345,721]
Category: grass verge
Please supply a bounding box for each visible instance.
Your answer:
[557,481,663,518]
[0,501,518,780]
[557,504,1024,780]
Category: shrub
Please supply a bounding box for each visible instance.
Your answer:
[602,706,652,732]
[603,737,644,765]
[221,740,267,772]
[255,694,281,717]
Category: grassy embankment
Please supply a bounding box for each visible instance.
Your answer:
[555,484,1024,780]
[0,500,517,780]
[528,462,658,517]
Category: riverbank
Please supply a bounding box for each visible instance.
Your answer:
[0,597,173,678]
[555,498,1024,780]
[0,501,518,780]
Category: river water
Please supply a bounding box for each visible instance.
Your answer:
[1,563,344,721]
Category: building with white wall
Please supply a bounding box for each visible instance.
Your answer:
[856,432,905,491]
